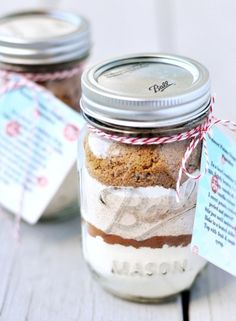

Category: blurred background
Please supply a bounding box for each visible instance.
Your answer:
[1,0,235,120]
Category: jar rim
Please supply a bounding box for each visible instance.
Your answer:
[0,10,91,65]
[83,107,210,137]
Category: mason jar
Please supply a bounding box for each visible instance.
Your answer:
[0,10,90,219]
[78,54,210,302]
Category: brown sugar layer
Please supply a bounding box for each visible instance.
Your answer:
[85,221,192,249]
[84,134,201,189]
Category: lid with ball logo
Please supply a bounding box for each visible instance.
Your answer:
[81,53,211,129]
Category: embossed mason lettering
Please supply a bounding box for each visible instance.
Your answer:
[111,259,188,276]
[111,261,129,275]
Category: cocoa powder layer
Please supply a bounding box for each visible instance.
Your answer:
[84,134,201,189]
[85,221,192,249]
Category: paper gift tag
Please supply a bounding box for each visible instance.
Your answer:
[0,75,85,224]
[191,126,236,276]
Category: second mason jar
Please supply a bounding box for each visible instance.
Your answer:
[0,10,91,219]
[78,54,210,301]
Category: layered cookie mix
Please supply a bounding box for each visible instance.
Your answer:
[81,132,206,299]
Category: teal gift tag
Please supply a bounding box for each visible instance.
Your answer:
[191,126,236,276]
[0,76,85,224]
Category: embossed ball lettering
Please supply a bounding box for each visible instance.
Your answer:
[102,182,196,236]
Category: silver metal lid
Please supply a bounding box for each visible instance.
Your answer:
[0,10,90,65]
[81,53,211,128]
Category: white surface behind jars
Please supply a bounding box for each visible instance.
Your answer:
[1,0,236,122]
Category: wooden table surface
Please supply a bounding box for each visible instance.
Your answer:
[0,209,235,321]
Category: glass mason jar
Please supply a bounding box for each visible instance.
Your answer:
[0,10,90,219]
[78,54,210,302]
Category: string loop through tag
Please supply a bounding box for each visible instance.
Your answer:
[0,66,83,238]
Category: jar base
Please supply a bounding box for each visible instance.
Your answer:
[88,263,183,304]
[103,287,179,304]
[82,229,207,303]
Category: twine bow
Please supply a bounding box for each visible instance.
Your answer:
[176,97,236,201]
[89,97,236,202]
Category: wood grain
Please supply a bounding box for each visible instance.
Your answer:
[190,264,236,321]
[1,208,235,321]
[0,211,182,321]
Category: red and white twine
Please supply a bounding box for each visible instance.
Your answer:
[89,97,236,202]
[0,64,83,83]
[19,65,83,82]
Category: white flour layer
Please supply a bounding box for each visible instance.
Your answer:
[81,167,198,240]
[82,230,206,298]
